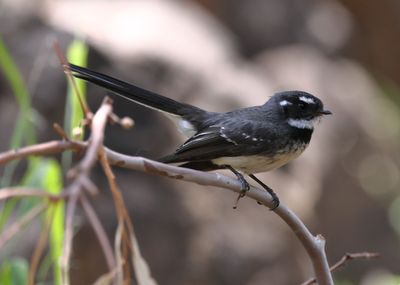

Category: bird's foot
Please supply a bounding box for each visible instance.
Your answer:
[248,174,280,210]
[223,165,251,209]
[269,191,280,210]
[233,177,250,209]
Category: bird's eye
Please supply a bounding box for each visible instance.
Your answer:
[298,103,306,110]
[282,105,289,115]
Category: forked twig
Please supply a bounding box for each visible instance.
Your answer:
[300,252,380,285]
[60,98,113,285]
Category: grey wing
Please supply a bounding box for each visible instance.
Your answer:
[159,122,275,163]
[159,126,239,163]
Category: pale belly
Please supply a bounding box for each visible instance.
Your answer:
[212,144,308,174]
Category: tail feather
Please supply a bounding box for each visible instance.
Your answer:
[68,63,203,117]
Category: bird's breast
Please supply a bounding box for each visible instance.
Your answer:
[211,141,308,174]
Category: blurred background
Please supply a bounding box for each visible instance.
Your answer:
[1,0,400,284]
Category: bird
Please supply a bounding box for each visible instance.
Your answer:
[66,63,331,209]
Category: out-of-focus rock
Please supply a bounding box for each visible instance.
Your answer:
[41,0,273,109]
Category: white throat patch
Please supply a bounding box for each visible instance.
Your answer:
[288,117,318,129]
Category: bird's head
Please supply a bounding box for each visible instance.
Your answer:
[272,91,331,130]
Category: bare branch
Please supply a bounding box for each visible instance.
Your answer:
[301,252,380,285]
[79,98,112,172]
[80,194,116,272]
[0,203,47,249]
[104,150,334,284]
[61,188,78,285]
[0,97,373,284]
[98,147,134,283]
[54,40,91,115]
[0,135,335,284]
[330,252,380,271]
[0,140,86,165]
[53,123,70,140]
[0,187,63,201]
[93,266,120,285]
[60,98,113,285]
[105,149,278,209]
[28,205,53,285]
[114,219,124,285]
[99,146,158,285]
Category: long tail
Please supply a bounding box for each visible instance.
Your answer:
[67,63,202,117]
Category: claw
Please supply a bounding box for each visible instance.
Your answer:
[233,180,249,209]
[248,174,280,211]
[270,194,280,210]
[239,176,250,193]
[224,165,251,209]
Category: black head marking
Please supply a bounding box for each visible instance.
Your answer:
[271,91,330,120]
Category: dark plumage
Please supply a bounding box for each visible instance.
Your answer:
[68,63,331,208]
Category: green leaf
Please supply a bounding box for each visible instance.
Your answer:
[0,36,36,186]
[64,39,89,140]
[41,159,64,285]
[0,258,29,285]
[17,158,50,215]
[0,198,18,232]
[0,36,37,233]
[47,201,64,285]
[62,39,89,171]
[14,158,64,285]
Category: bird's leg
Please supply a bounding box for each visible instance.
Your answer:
[224,165,250,193]
[248,174,280,210]
[224,165,250,209]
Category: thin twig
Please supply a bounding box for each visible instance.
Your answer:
[80,194,116,272]
[0,187,64,201]
[331,252,380,271]
[301,252,380,285]
[98,147,133,284]
[0,202,47,249]
[60,98,113,285]
[28,205,54,285]
[114,219,124,285]
[61,190,78,285]
[0,140,86,165]
[78,98,112,172]
[93,266,120,285]
[54,41,91,115]
[53,123,70,140]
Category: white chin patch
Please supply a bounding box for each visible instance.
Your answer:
[288,117,318,129]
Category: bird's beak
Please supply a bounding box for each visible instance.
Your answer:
[320,109,332,115]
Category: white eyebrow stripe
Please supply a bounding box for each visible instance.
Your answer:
[279,100,292,106]
[299,96,316,104]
